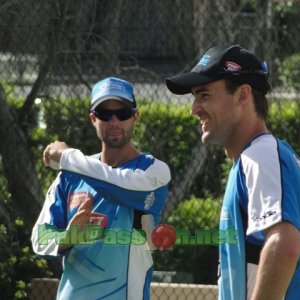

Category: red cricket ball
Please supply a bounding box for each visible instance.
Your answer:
[151,224,176,250]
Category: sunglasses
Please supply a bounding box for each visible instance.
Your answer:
[92,107,137,121]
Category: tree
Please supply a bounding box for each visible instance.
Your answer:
[0,1,71,228]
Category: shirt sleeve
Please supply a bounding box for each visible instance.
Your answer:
[31,174,68,257]
[242,136,283,236]
[86,175,168,219]
[59,148,171,191]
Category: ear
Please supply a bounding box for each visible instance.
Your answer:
[133,111,140,125]
[90,113,96,125]
[238,84,252,104]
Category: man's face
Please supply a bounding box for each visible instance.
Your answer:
[90,100,138,148]
[190,80,242,146]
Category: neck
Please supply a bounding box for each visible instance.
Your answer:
[101,143,141,167]
[225,119,268,162]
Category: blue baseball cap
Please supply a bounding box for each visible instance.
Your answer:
[91,77,136,109]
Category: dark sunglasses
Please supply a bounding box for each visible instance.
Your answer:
[91,107,137,121]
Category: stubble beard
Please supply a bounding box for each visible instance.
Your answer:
[102,128,133,149]
[201,129,224,146]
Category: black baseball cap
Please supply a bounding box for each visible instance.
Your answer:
[166,45,270,95]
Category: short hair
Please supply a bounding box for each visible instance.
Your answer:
[224,79,269,120]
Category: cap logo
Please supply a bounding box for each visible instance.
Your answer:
[224,61,241,72]
[198,54,211,66]
[100,81,126,92]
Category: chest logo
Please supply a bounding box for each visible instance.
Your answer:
[68,192,91,210]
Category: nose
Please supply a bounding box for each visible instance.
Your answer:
[108,114,119,123]
[190,99,202,116]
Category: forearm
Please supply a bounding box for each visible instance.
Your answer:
[251,222,300,300]
[59,148,171,190]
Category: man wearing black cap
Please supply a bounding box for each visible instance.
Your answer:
[31,77,171,300]
[166,45,300,300]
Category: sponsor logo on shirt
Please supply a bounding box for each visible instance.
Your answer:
[89,212,108,229]
[68,192,91,210]
[220,208,229,220]
[252,210,277,223]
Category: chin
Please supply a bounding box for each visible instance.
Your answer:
[201,132,210,144]
[201,132,220,145]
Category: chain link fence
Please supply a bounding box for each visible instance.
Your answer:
[30,278,218,300]
[0,0,300,299]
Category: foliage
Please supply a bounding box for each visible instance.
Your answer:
[153,196,222,284]
[42,96,199,182]
[278,53,300,92]
[1,94,300,297]
[134,100,199,174]
[268,100,300,153]
[188,145,227,199]
[167,195,222,229]
[0,219,54,299]
[42,96,94,154]
[0,82,55,299]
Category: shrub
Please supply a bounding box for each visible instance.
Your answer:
[268,100,300,153]
[153,196,222,284]
[279,53,300,91]
[1,94,300,296]
[0,219,55,299]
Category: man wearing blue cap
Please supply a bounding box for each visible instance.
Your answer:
[31,77,171,300]
[166,45,300,300]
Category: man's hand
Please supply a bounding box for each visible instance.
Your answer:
[67,196,93,230]
[58,196,93,253]
[43,141,69,167]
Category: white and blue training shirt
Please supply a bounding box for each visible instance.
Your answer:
[219,134,300,300]
[31,150,171,300]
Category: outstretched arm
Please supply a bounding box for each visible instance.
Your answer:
[43,141,171,191]
[43,141,69,167]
